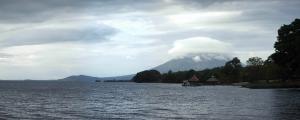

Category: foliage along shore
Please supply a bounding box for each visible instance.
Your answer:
[132,18,300,89]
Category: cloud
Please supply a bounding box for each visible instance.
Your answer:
[0,52,14,63]
[167,11,242,25]
[0,0,167,24]
[0,23,116,47]
[0,40,170,79]
[193,56,201,62]
[234,50,274,63]
[168,37,232,57]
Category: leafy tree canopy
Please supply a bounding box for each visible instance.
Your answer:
[132,70,161,83]
[247,57,264,66]
[271,18,300,79]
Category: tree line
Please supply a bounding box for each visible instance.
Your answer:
[132,18,300,83]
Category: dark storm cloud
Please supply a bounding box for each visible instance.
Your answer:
[0,0,299,47]
[0,0,169,47]
[233,1,300,27]
[0,0,299,23]
[148,0,300,51]
[0,0,166,23]
[0,24,117,47]
[0,0,252,23]
[177,0,300,25]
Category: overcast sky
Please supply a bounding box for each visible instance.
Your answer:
[0,0,299,80]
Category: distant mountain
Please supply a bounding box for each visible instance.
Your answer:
[59,53,230,81]
[153,53,231,73]
[58,74,134,81]
[59,75,101,81]
[98,74,134,81]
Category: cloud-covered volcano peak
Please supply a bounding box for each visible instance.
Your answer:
[154,53,231,73]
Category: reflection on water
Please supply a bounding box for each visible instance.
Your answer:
[0,81,300,119]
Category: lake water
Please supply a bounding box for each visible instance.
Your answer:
[0,81,300,120]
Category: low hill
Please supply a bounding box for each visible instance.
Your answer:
[58,74,134,81]
[58,75,101,81]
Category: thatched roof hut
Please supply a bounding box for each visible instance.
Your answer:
[189,75,199,82]
[206,75,219,84]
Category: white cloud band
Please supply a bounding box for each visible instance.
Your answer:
[168,37,232,57]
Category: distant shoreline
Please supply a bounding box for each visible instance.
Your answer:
[2,80,300,89]
[241,82,300,89]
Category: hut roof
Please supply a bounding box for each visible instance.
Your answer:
[207,75,218,82]
[189,75,199,82]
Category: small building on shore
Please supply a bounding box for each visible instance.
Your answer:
[183,75,201,86]
[206,75,219,85]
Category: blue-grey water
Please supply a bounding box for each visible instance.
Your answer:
[0,81,300,120]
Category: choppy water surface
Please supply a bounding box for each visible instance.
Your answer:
[0,81,300,120]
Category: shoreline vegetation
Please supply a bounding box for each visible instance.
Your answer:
[132,18,300,89]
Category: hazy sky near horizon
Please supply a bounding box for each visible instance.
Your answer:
[0,0,299,79]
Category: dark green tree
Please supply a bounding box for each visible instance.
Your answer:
[246,57,264,66]
[262,57,281,80]
[222,57,242,83]
[244,57,264,82]
[186,69,196,79]
[270,18,300,79]
[162,70,176,83]
[132,70,161,83]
